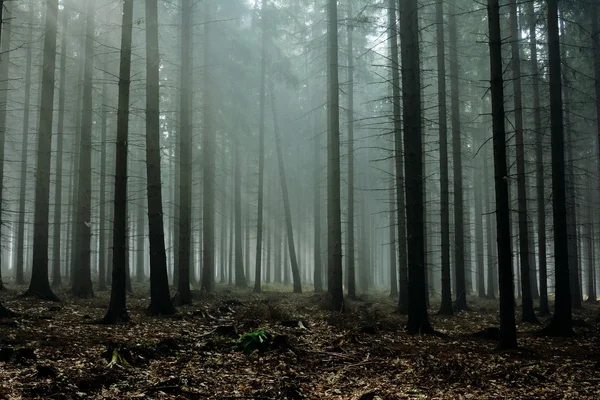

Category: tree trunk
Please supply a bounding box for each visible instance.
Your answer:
[435,0,453,315]
[271,86,302,294]
[145,0,175,315]
[25,0,60,301]
[201,0,216,292]
[543,0,573,336]
[101,0,134,324]
[449,4,467,311]
[557,15,583,311]
[509,0,537,323]
[389,156,398,298]
[71,0,96,299]
[253,0,268,294]
[17,3,34,287]
[98,52,109,292]
[391,0,408,314]
[487,0,517,349]
[474,166,486,299]
[400,0,433,334]
[346,0,356,300]
[527,0,549,315]
[234,129,246,287]
[173,0,192,305]
[0,0,11,289]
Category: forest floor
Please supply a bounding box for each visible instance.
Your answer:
[0,284,599,400]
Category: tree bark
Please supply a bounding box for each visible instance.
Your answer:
[543,0,573,336]
[254,0,268,293]
[16,3,34,287]
[449,4,467,311]
[487,0,517,349]
[327,0,343,311]
[391,0,408,314]
[25,0,60,302]
[72,0,96,299]
[174,0,192,304]
[400,0,433,334]
[271,86,302,294]
[527,0,548,315]
[509,0,537,323]
[145,0,176,315]
[101,0,134,324]
[201,0,216,292]
[435,0,453,315]
[346,0,356,300]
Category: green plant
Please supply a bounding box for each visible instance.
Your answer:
[237,330,273,355]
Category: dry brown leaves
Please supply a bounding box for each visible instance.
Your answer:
[0,286,598,399]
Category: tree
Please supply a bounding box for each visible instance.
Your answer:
[271,85,302,294]
[509,0,537,323]
[24,0,60,301]
[528,0,549,316]
[101,0,134,325]
[487,0,517,349]
[145,0,176,315]
[174,0,192,305]
[544,0,573,336]
[389,0,408,314]
[435,0,453,316]
[201,0,216,293]
[327,0,344,311]
[449,4,467,311]
[400,0,433,334]
[16,2,34,288]
[254,0,268,294]
[346,0,356,300]
[0,0,10,289]
[72,0,96,299]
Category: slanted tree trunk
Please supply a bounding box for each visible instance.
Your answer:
[201,0,216,292]
[254,0,268,294]
[72,0,96,299]
[25,0,60,301]
[435,0,453,315]
[173,0,192,305]
[509,0,537,323]
[449,4,467,311]
[16,3,34,287]
[145,0,175,315]
[487,0,517,349]
[390,0,408,314]
[101,0,134,324]
[271,86,302,294]
[400,0,433,334]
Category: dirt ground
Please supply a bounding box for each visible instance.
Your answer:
[0,284,598,399]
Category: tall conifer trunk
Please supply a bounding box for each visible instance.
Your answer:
[145,0,176,315]
[25,0,60,301]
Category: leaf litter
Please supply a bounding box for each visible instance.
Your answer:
[0,287,598,399]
